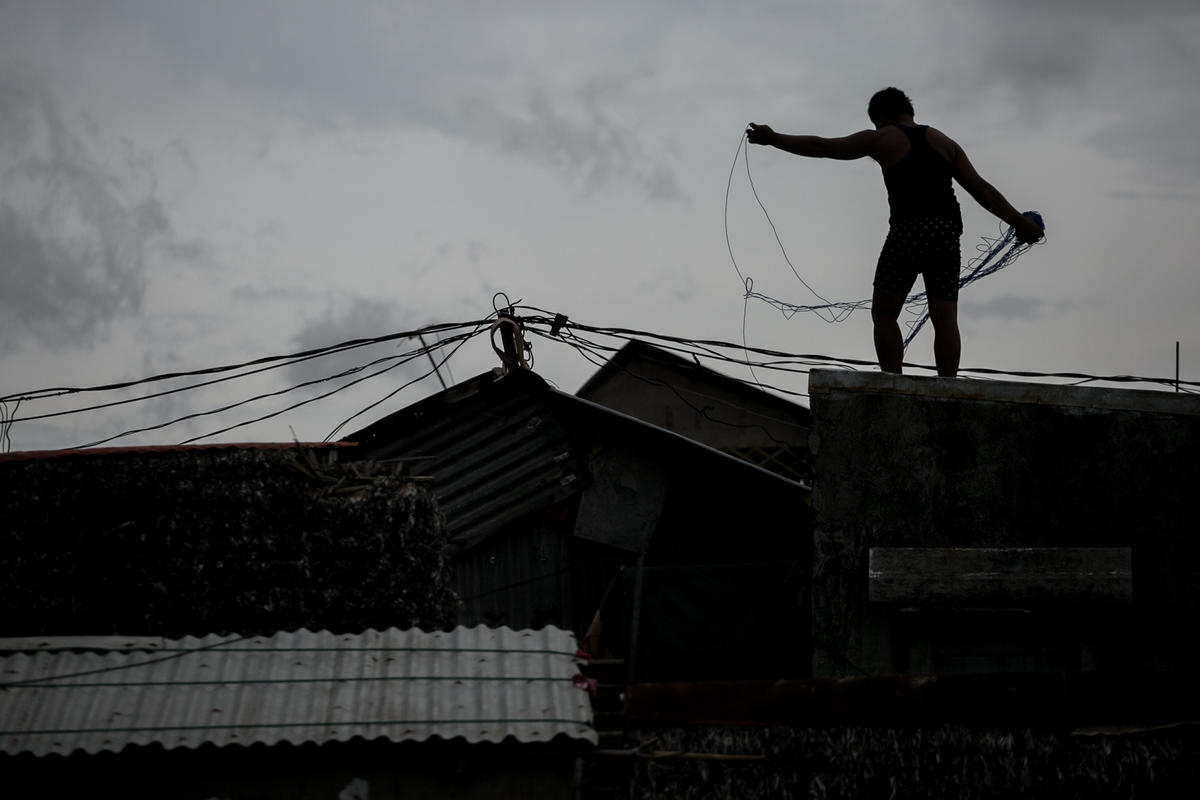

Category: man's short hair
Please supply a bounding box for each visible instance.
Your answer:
[868,87,915,125]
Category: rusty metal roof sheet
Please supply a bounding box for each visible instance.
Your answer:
[0,625,596,757]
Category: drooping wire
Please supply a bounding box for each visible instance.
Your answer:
[515,307,1199,394]
[743,219,1045,353]
[727,127,1046,352]
[726,131,848,322]
[900,214,1044,347]
[1,321,488,450]
[1,320,487,419]
[324,317,491,442]
[727,127,874,387]
[177,331,483,447]
[57,328,483,449]
[176,329,483,447]
[522,314,864,401]
[6,303,1194,455]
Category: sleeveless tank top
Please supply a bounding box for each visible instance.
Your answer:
[883,124,961,224]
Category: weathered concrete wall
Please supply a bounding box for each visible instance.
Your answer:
[808,369,1200,677]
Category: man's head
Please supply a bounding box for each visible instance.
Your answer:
[868,87,914,127]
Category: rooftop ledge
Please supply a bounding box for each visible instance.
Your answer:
[808,369,1200,417]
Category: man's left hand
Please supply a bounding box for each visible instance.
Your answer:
[746,123,775,145]
[1015,212,1044,245]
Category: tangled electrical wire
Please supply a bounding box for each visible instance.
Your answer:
[512,306,1198,397]
[0,291,555,452]
[3,299,1195,455]
[725,130,1046,349]
[0,318,495,452]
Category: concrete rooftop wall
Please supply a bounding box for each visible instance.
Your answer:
[808,370,1200,677]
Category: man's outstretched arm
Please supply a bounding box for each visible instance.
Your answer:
[943,134,1044,243]
[747,123,878,160]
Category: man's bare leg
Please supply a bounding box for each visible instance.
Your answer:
[871,287,906,373]
[927,296,960,377]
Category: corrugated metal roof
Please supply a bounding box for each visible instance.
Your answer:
[546,388,804,488]
[0,625,596,757]
[576,339,812,424]
[345,369,804,554]
[346,371,586,552]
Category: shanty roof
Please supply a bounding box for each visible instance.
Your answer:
[576,339,811,424]
[345,369,585,553]
[345,368,803,553]
[0,625,596,757]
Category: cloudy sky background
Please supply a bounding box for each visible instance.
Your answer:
[2,1,1198,451]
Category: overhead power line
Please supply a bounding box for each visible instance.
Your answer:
[75,329,482,449]
[0,320,491,451]
[513,307,1200,395]
[3,306,1195,454]
[0,319,489,408]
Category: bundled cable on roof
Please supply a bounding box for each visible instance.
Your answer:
[899,212,1045,347]
[725,130,1046,349]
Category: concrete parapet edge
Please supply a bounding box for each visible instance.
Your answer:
[807,369,1200,416]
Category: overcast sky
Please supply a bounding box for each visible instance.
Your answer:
[2,1,1198,451]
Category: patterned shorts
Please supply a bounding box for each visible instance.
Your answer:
[874,216,963,301]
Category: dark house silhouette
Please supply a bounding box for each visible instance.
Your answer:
[344,365,812,684]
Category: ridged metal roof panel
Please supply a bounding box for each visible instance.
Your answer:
[0,626,596,757]
[346,371,585,552]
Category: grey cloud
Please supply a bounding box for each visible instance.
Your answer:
[949,1,1200,184]
[477,86,684,202]
[962,294,1047,321]
[1105,188,1200,205]
[0,66,157,351]
[19,1,1200,201]
[0,62,214,353]
[1087,89,1200,187]
[968,0,1178,88]
[167,137,195,171]
[232,283,324,304]
[25,2,685,201]
[157,238,212,264]
[976,12,1102,88]
[1154,191,1200,205]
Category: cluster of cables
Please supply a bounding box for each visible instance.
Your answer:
[898,212,1044,347]
[725,130,1045,349]
[0,293,553,453]
[0,318,494,453]
[519,306,867,400]
[512,307,1196,396]
[3,302,1196,454]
